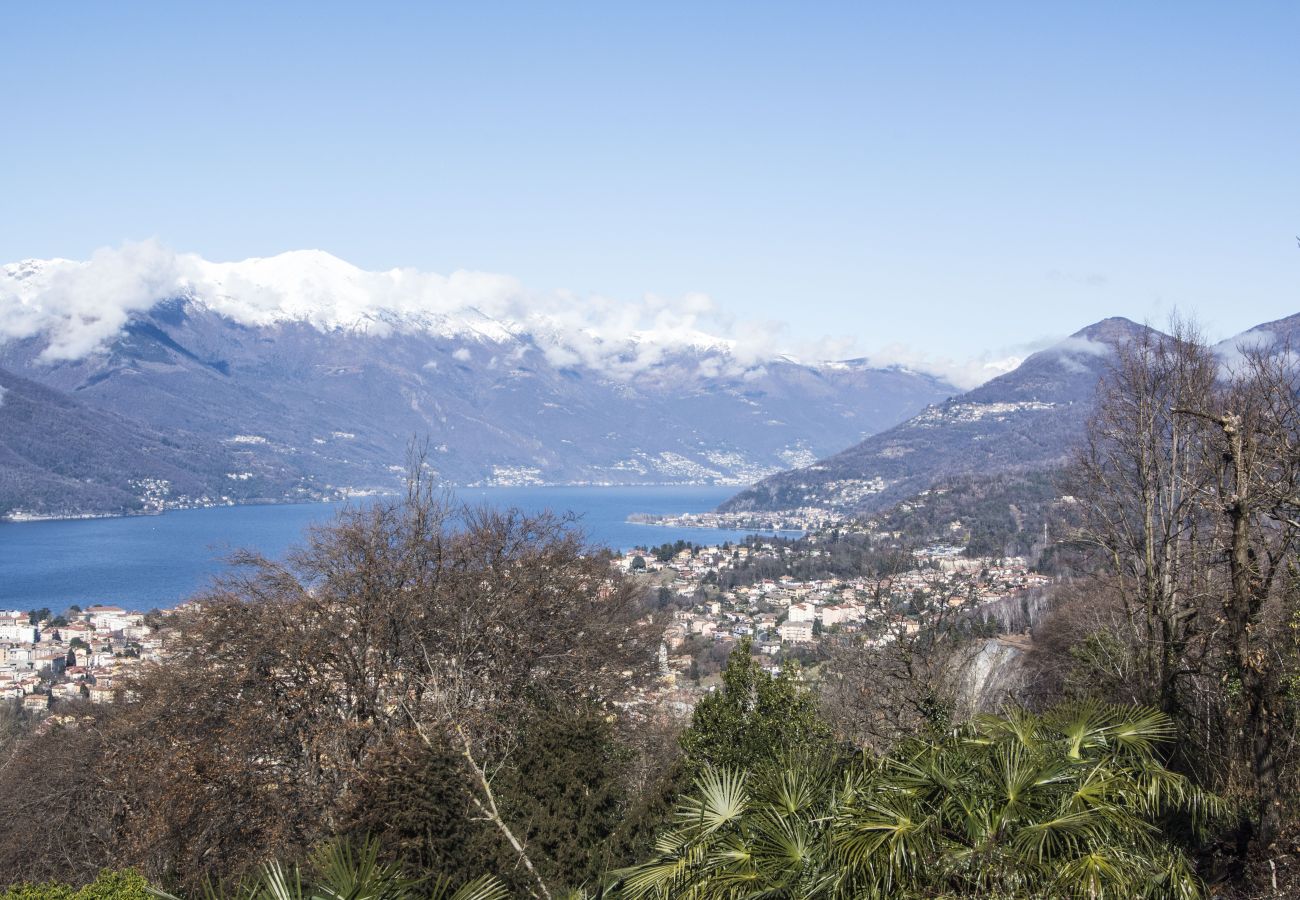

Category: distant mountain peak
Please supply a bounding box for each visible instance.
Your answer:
[2,245,884,380]
[718,315,1172,517]
[1068,316,1149,344]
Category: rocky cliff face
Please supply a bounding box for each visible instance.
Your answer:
[948,636,1032,719]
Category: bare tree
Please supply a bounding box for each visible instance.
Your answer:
[1063,322,1300,868]
[821,568,983,751]
[1070,319,1219,717]
[0,463,661,889]
[1171,346,1300,854]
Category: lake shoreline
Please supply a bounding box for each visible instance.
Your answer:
[1,480,754,525]
[0,485,782,609]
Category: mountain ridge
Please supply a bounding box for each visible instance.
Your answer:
[717,316,1165,516]
[0,254,960,513]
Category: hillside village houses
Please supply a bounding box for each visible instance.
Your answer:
[0,604,165,708]
[777,620,813,643]
[617,537,1050,692]
[3,536,1051,720]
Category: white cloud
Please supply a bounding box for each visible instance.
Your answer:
[1,241,191,360]
[1039,335,1113,374]
[0,241,1008,388]
[1214,327,1275,376]
[864,342,1025,390]
[1050,335,1112,358]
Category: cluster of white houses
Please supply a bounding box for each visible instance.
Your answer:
[0,605,164,710]
[2,533,1053,718]
[617,539,1051,682]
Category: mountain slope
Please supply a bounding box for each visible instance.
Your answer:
[0,252,957,501]
[719,317,1158,515]
[1218,311,1300,357]
[0,367,316,517]
[0,304,953,490]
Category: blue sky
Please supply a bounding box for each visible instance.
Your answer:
[2,1,1297,372]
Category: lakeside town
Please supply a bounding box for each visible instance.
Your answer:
[612,535,1051,705]
[0,604,165,711]
[0,526,1051,721]
[626,507,849,534]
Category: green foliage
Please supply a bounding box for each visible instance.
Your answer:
[679,639,833,776]
[649,540,696,564]
[494,703,630,890]
[153,838,505,900]
[621,702,1222,899]
[343,704,630,895]
[605,757,691,877]
[1,870,151,900]
[340,735,488,885]
[0,885,74,900]
[1064,630,1135,700]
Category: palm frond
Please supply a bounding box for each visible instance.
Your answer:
[620,703,1213,900]
[676,767,749,836]
[427,874,509,900]
[308,838,416,900]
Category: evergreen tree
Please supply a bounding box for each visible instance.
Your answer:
[679,638,832,775]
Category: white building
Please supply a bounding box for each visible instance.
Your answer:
[778,621,813,643]
[786,602,817,623]
[689,619,718,638]
[85,605,138,634]
[0,612,36,643]
[819,604,865,627]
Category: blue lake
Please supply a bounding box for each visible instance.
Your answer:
[0,485,795,611]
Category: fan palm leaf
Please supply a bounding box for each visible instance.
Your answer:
[618,703,1217,900]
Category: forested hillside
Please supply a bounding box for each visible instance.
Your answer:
[0,366,311,517]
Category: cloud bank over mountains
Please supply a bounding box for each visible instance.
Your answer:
[2,241,1003,387]
[864,342,1027,394]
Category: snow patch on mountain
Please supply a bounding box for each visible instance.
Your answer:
[0,241,1012,386]
[0,242,841,379]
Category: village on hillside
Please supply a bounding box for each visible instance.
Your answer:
[614,532,1052,712]
[1,528,1051,720]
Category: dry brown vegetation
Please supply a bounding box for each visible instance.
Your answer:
[0,468,661,894]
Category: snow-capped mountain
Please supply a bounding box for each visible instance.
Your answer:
[0,248,957,515]
[3,246,756,369]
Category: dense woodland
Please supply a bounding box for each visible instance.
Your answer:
[3,326,1300,898]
